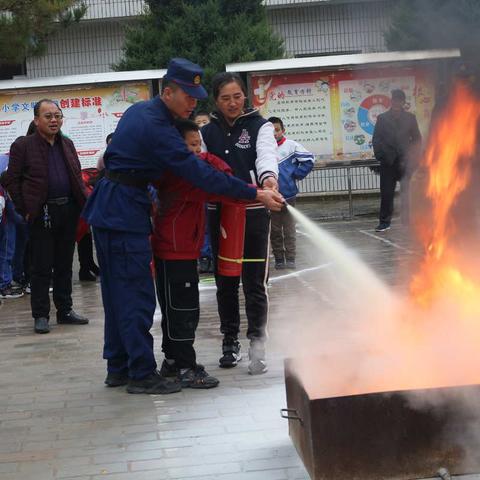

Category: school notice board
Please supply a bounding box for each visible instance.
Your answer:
[0,82,150,167]
[251,67,435,162]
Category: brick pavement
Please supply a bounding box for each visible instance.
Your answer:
[0,200,478,480]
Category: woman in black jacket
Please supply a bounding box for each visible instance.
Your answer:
[202,72,279,375]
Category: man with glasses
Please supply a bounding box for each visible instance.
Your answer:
[3,98,89,334]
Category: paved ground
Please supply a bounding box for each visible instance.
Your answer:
[0,198,476,480]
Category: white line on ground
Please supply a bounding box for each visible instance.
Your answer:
[358,229,418,255]
[199,263,333,291]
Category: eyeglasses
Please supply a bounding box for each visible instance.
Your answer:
[40,113,63,120]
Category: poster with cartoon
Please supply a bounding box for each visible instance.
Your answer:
[338,76,415,159]
[250,67,435,162]
[251,73,334,160]
[0,82,150,167]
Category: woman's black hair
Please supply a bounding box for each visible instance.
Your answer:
[211,72,247,100]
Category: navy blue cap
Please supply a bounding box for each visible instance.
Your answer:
[163,58,208,100]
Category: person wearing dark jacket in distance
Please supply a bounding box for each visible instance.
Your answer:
[3,99,89,334]
[372,89,422,232]
[82,58,283,395]
[202,72,279,376]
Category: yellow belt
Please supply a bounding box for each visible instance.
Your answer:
[217,255,266,264]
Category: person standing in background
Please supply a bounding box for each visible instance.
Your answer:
[194,111,213,274]
[372,89,422,232]
[3,99,89,334]
[268,116,314,270]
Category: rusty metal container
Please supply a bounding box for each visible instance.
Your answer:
[282,358,480,480]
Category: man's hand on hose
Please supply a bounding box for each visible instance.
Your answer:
[256,188,284,212]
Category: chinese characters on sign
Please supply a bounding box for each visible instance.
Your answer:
[253,74,333,160]
[0,83,150,167]
[251,68,435,162]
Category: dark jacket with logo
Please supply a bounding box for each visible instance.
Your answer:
[3,131,86,220]
[201,109,277,186]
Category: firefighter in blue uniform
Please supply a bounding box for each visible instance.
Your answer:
[83,58,283,395]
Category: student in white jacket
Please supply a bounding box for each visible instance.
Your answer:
[268,116,315,270]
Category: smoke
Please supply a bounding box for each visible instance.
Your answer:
[268,205,480,470]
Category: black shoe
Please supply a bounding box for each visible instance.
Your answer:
[159,359,179,378]
[104,372,129,387]
[178,365,219,389]
[274,259,286,270]
[79,269,96,281]
[248,341,268,375]
[219,339,242,368]
[126,371,182,394]
[57,309,89,325]
[375,222,391,232]
[285,260,296,269]
[34,317,50,334]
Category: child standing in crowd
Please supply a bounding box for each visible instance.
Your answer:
[152,119,237,389]
[268,116,315,270]
[193,111,210,128]
[0,157,24,299]
[193,111,213,273]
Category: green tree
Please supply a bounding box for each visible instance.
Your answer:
[0,0,87,65]
[385,0,480,56]
[115,0,284,106]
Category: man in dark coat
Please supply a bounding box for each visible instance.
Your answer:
[372,89,422,232]
[3,99,89,334]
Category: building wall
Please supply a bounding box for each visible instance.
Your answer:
[267,0,393,56]
[25,0,143,78]
[24,0,393,78]
[26,21,129,78]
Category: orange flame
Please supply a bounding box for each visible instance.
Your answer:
[410,83,480,308]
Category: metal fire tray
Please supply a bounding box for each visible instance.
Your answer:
[283,358,480,480]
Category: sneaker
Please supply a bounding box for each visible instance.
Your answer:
[57,310,89,325]
[24,283,31,294]
[285,260,296,269]
[219,339,242,368]
[11,280,25,290]
[104,371,129,387]
[274,259,286,270]
[375,222,391,232]
[127,371,182,394]
[178,365,219,389]
[159,359,179,378]
[248,341,268,375]
[0,284,24,299]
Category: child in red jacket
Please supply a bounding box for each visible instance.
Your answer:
[152,119,237,389]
